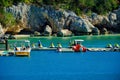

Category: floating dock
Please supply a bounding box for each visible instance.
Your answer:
[0,50,14,56]
[59,48,120,52]
[31,47,120,52]
[0,47,119,57]
[32,47,57,51]
[57,48,74,53]
[87,48,120,52]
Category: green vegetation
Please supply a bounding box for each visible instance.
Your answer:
[0,0,119,15]
[0,12,16,28]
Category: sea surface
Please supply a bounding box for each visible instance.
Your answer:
[0,35,120,80]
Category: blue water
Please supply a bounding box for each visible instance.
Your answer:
[0,35,120,80]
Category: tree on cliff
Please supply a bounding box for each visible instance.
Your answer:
[93,0,118,14]
[0,0,119,14]
[0,12,16,28]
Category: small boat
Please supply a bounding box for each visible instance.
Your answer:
[14,40,31,56]
[58,39,87,52]
[0,51,14,56]
[70,39,87,52]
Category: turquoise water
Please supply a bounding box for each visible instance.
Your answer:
[0,35,120,80]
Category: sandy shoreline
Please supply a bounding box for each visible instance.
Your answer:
[14,35,30,38]
[13,34,120,39]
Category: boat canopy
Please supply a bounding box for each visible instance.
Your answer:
[74,39,84,44]
[74,39,84,42]
[14,40,30,47]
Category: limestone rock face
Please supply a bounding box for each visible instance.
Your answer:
[108,12,117,25]
[89,13,104,25]
[113,6,120,31]
[34,31,41,36]
[5,3,96,35]
[57,29,72,37]
[70,17,95,33]
[88,13,110,27]
[114,6,120,22]
[7,25,23,34]
[0,23,4,37]
[101,28,108,34]
[3,3,120,35]
[92,27,100,35]
[44,25,52,36]
[87,6,120,32]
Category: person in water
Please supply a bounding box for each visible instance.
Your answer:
[57,42,62,48]
[106,44,113,48]
[49,42,55,48]
[114,43,119,48]
[14,44,18,51]
[21,44,26,50]
[15,46,18,51]
[38,40,43,48]
[32,43,36,48]
[69,40,74,48]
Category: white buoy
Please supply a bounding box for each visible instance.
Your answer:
[58,48,62,52]
[80,47,83,52]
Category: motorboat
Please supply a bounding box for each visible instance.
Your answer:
[57,39,87,52]
[14,40,31,56]
[69,39,86,52]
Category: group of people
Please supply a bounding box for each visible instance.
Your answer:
[31,40,87,52]
[106,43,120,48]
[14,44,30,51]
[31,40,62,48]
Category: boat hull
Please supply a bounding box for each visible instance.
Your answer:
[14,47,31,56]
[15,52,30,56]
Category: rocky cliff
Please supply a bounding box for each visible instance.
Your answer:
[0,3,120,36]
[0,23,4,37]
[86,6,120,33]
[4,3,96,36]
